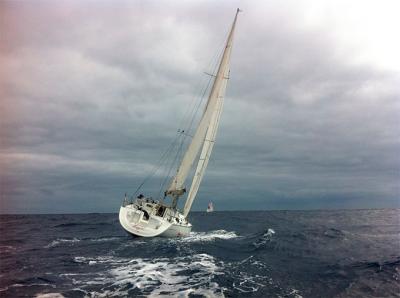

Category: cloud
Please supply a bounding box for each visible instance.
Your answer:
[1,0,399,213]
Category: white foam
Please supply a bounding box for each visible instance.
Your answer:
[66,254,225,297]
[288,288,303,298]
[231,256,273,293]
[35,293,65,298]
[65,253,301,297]
[45,238,80,248]
[177,229,239,242]
[232,269,274,293]
[90,237,120,242]
[253,228,276,248]
[113,254,224,297]
[74,256,119,265]
[228,256,303,297]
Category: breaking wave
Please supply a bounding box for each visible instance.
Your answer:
[252,228,276,248]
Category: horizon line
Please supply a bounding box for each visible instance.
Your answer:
[0,206,398,216]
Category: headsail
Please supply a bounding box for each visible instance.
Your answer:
[183,72,228,217]
[167,9,240,200]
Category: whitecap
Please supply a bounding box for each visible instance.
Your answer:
[74,256,118,265]
[177,229,239,242]
[44,238,80,248]
[90,237,120,242]
[288,288,303,298]
[35,293,65,298]
[65,254,225,297]
[253,228,276,248]
[232,270,274,293]
[266,228,275,236]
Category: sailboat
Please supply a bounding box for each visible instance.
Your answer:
[119,9,240,237]
[207,202,214,213]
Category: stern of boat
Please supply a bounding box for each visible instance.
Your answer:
[119,204,171,237]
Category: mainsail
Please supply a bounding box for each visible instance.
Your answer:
[167,9,240,216]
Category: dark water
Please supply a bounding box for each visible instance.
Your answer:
[0,209,399,297]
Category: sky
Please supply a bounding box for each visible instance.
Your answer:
[1,0,399,214]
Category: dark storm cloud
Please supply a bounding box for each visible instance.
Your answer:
[1,1,399,213]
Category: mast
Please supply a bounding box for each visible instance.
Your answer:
[166,9,241,207]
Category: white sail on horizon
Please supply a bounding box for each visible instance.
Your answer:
[207,202,214,212]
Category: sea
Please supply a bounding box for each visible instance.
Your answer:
[0,209,399,298]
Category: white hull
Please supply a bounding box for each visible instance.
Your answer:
[119,200,192,238]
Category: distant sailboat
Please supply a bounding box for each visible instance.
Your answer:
[207,202,214,213]
[119,9,240,237]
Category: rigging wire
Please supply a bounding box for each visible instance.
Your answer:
[131,131,181,197]
[175,34,227,136]
[154,49,225,198]
[131,27,230,199]
[173,45,225,178]
[154,33,228,199]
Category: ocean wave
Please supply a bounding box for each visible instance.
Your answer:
[0,283,57,294]
[288,288,303,298]
[228,255,302,297]
[351,257,400,271]
[232,269,273,293]
[323,228,346,239]
[44,236,121,248]
[35,293,65,298]
[87,236,122,242]
[68,254,225,297]
[74,255,121,265]
[53,222,111,228]
[0,245,16,254]
[252,228,275,248]
[44,238,80,248]
[0,283,24,293]
[177,229,239,242]
[338,257,400,297]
